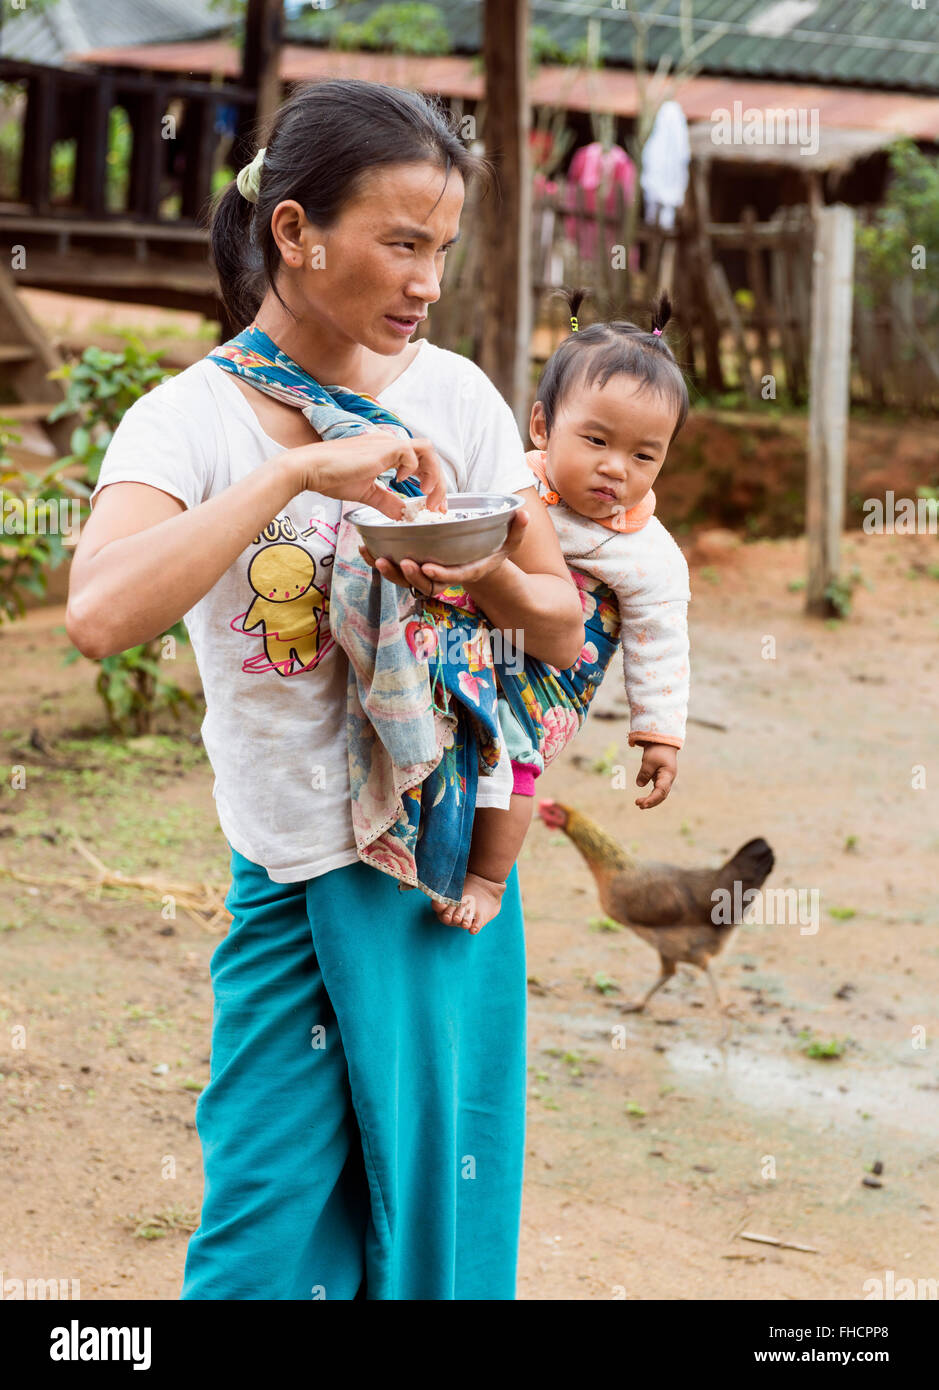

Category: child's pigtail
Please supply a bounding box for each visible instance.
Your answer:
[554,285,589,334]
[650,290,673,340]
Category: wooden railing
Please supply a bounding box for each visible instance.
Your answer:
[428,177,938,413]
[527,183,817,403]
[0,58,256,225]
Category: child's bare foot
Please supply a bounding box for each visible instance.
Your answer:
[433,872,507,934]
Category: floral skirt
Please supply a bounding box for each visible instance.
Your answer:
[491,569,622,781]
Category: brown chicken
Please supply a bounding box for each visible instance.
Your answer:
[537,798,775,1022]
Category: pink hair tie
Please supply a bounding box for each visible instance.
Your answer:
[652,327,663,336]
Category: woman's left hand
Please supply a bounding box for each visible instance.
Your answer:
[358,508,529,597]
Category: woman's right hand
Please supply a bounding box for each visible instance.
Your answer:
[279,435,447,519]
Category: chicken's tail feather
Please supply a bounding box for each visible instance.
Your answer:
[727,837,775,886]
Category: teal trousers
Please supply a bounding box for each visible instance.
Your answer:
[180,848,527,1300]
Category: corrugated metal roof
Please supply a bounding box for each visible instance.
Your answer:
[0,0,227,67]
[285,0,939,96]
[68,40,939,141]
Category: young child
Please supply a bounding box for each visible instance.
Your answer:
[435,290,691,934]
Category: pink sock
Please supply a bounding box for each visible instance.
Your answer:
[510,761,539,797]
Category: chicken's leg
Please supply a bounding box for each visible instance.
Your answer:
[704,963,740,1041]
[620,956,676,1014]
[704,962,723,1011]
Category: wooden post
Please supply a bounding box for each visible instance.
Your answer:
[21,71,55,216]
[742,206,773,384]
[74,73,113,219]
[242,0,284,140]
[179,94,219,224]
[806,204,856,617]
[688,155,724,393]
[708,259,756,399]
[479,0,531,432]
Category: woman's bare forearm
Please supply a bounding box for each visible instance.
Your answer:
[67,455,300,658]
[465,560,584,669]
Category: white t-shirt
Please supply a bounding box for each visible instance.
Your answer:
[90,339,538,882]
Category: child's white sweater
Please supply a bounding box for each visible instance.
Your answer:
[530,472,691,749]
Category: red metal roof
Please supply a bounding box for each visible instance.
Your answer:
[69,41,939,140]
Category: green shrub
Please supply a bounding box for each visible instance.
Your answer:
[64,638,197,738]
[0,421,85,623]
[856,140,939,306]
[48,338,168,485]
[48,341,198,734]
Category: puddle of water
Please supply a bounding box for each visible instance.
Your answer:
[665,1039,939,1140]
[534,1010,939,1142]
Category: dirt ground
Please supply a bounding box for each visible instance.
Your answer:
[1,525,937,1301]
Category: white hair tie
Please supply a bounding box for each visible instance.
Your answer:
[236,147,266,204]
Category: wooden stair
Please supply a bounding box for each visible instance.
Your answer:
[0,264,79,457]
[2,401,67,421]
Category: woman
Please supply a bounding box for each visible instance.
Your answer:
[66,80,584,1301]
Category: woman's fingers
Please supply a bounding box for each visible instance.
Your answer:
[360,479,408,522]
[406,439,448,513]
[353,440,447,523]
[398,557,441,592]
[358,546,430,593]
[502,508,529,555]
[294,435,447,518]
[381,556,420,589]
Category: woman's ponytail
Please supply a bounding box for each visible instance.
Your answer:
[209,176,265,330]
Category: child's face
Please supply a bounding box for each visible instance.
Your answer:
[530,374,678,522]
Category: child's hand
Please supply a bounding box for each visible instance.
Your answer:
[635,743,678,809]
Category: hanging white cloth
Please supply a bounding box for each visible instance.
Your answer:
[640,101,691,231]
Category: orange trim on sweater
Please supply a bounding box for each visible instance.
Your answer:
[525,449,655,533]
[628,732,684,749]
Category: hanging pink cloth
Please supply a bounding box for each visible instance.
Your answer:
[531,129,559,199]
[563,142,636,260]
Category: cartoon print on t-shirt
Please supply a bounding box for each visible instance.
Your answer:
[231,511,337,676]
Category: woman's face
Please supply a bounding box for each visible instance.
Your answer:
[271,160,465,355]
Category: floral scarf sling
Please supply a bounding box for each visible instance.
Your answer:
[492,570,623,773]
[208,324,502,908]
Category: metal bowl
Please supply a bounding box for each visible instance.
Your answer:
[346,492,525,567]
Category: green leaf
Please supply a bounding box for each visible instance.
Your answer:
[69,426,90,456]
